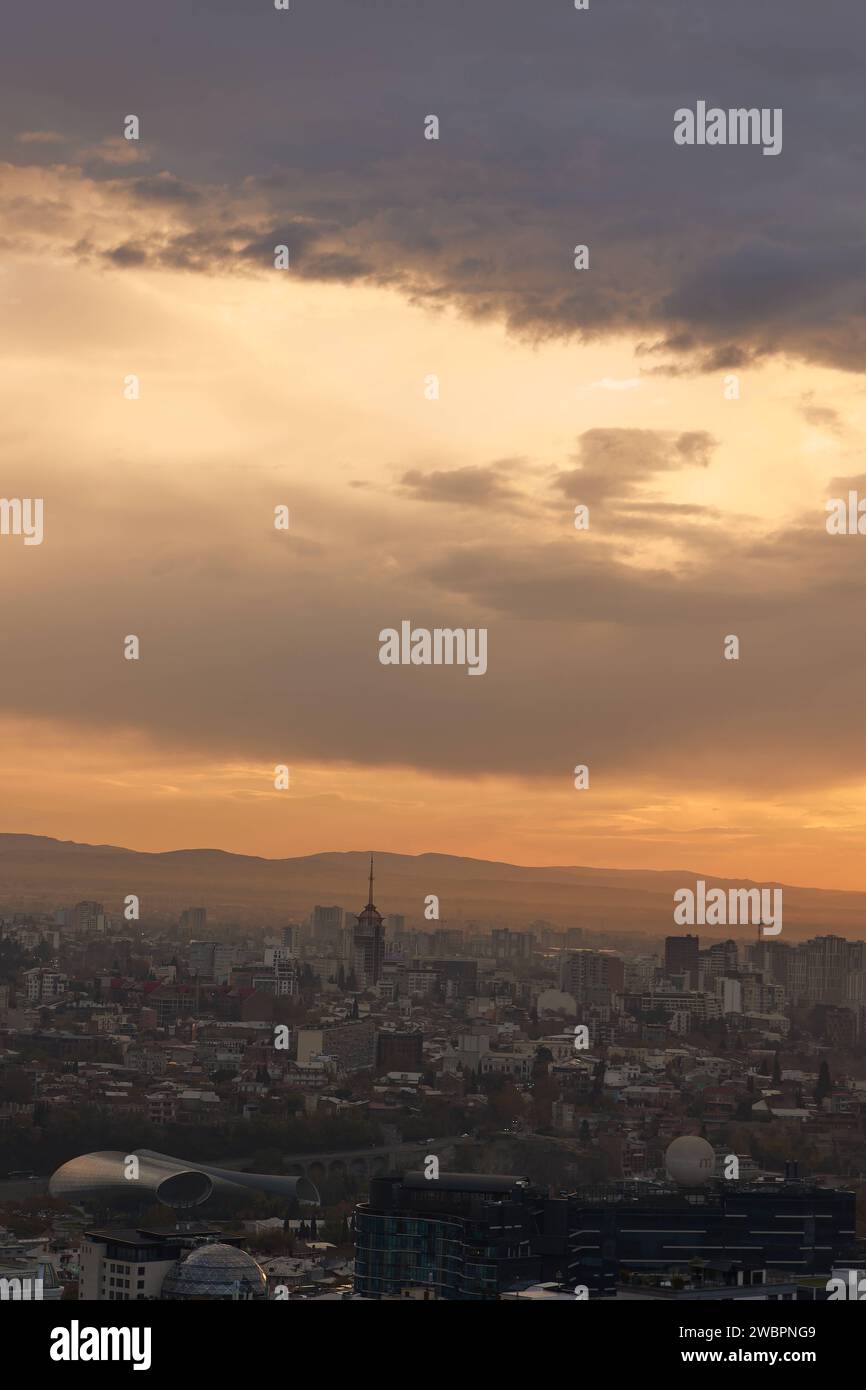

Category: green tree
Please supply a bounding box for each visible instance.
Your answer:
[814,1059,832,1105]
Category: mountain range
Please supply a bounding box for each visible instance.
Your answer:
[0,834,864,942]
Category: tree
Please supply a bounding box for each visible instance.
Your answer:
[590,1055,605,1103]
[814,1060,832,1105]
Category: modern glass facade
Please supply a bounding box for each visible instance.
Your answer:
[355,1173,860,1299]
[355,1174,553,1300]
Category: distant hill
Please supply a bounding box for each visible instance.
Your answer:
[0,834,864,941]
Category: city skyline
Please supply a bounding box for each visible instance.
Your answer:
[7,832,866,934]
[5,0,866,1348]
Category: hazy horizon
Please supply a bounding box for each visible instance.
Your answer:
[4,832,866,939]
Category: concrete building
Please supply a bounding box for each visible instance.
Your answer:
[24,969,68,1004]
[78,1226,266,1302]
[296,1017,376,1072]
[559,949,624,1005]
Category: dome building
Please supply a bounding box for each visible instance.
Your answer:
[664,1135,716,1187]
[160,1242,268,1301]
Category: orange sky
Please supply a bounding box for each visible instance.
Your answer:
[2,133,866,890]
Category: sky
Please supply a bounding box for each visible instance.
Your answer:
[2,1,866,887]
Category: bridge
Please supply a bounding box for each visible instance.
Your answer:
[282,1136,466,1183]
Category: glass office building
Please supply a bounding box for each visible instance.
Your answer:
[355,1172,859,1299]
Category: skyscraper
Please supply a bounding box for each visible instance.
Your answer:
[180,907,207,936]
[665,934,700,989]
[353,856,384,988]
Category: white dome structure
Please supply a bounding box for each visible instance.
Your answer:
[665,1135,715,1187]
[161,1242,268,1301]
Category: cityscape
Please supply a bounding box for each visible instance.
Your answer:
[1,0,864,1367]
[1,850,865,1305]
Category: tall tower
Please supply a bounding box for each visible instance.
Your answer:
[353,855,384,988]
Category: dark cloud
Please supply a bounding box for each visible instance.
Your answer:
[130,174,203,205]
[400,463,524,509]
[104,242,148,266]
[0,447,861,799]
[552,429,716,507]
[1,1,865,812]
[801,397,843,433]
[2,1,866,372]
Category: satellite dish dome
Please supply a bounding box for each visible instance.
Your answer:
[665,1135,715,1187]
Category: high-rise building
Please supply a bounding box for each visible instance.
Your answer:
[70,901,106,935]
[559,949,623,1004]
[354,1172,615,1299]
[490,929,535,961]
[180,907,207,936]
[281,924,300,956]
[433,928,463,955]
[665,935,700,989]
[188,941,218,978]
[311,906,343,941]
[747,939,792,986]
[212,944,238,985]
[702,939,739,979]
[352,858,384,988]
[788,936,866,1007]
